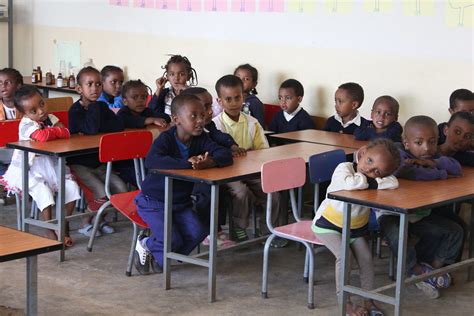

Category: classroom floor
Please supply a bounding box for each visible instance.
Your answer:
[1,201,474,316]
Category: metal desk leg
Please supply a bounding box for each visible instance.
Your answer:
[56,157,66,262]
[339,203,352,315]
[468,200,474,281]
[208,184,219,302]
[21,151,29,232]
[163,176,173,290]
[26,255,37,316]
[394,213,408,316]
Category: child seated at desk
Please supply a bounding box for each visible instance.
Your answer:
[97,65,125,110]
[354,95,403,142]
[68,66,127,237]
[234,63,265,127]
[378,115,464,299]
[438,89,474,145]
[2,86,80,246]
[323,82,368,134]
[268,79,315,133]
[134,94,233,274]
[438,111,474,166]
[212,75,281,243]
[313,138,400,316]
[117,79,169,128]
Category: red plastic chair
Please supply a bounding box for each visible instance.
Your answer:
[0,119,20,147]
[86,131,152,276]
[51,111,69,128]
[263,103,280,129]
[260,157,323,309]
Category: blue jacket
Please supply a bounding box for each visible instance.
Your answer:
[205,120,236,148]
[117,106,171,128]
[354,121,403,142]
[148,88,172,121]
[141,126,233,203]
[97,92,123,109]
[268,108,315,133]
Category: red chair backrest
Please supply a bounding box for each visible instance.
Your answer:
[52,111,69,129]
[0,120,20,147]
[261,157,306,193]
[264,103,280,129]
[99,131,153,163]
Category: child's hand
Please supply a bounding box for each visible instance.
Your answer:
[231,145,247,157]
[145,117,168,128]
[191,152,216,170]
[155,77,167,95]
[405,158,436,168]
[174,84,186,96]
[188,156,200,164]
[54,122,65,128]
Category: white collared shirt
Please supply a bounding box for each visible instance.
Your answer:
[3,104,16,120]
[334,110,362,128]
[283,106,302,122]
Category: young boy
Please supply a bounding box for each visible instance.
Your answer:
[134,94,233,274]
[438,89,474,145]
[117,79,170,128]
[97,65,125,110]
[68,66,127,236]
[438,111,474,166]
[212,75,281,242]
[378,115,464,299]
[354,95,402,142]
[323,82,368,134]
[268,79,315,133]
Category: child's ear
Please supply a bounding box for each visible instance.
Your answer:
[402,137,409,149]
[448,108,455,115]
[216,97,223,106]
[122,97,128,106]
[443,125,449,137]
[76,84,82,94]
[171,114,179,125]
[351,101,360,110]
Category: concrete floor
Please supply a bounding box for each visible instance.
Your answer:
[1,201,474,316]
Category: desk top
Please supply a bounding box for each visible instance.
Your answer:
[0,226,62,262]
[270,129,368,149]
[154,142,355,185]
[328,167,474,214]
[23,76,79,95]
[6,126,163,157]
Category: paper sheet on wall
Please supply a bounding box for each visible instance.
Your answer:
[403,0,434,16]
[287,0,316,14]
[55,41,81,71]
[363,0,393,13]
[204,0,228,12]
[231,0,256,12]
[259,0,284,12]
[445,1,474,27]
[156,0,178,10]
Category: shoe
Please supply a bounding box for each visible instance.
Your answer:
[201,231,236,248]
[78,224,102,237]
[134,237,151,275]
[414,278,440,299]
[420,262,451,289]
[270,237,289,248]
[150,255,163,274]
[232,227,249,242]
[99,221,115,234]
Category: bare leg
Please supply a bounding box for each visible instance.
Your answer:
[40,205,56,240]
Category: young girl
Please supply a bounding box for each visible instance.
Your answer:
[234,63,265,127]
[97,65,125,110]
[312,139,401,316]
[149,55,198,120]
[2,86,80,246]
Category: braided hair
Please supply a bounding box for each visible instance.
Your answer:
[162,54,198,86]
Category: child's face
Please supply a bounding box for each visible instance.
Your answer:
[444,118,473,152]
[167,62,189,91]
[278,87,302,114]
[217,86,243,118]
[77,72,102,103]
[22,93,48,123]
[371,101,397,130]
[0,73,20,101]
[102,71,124,97]
[403,126,438,160]
[173,100,206,137]
[335,88,358,119]
[122,86,148,114]
[449,100,474,115]
[357,145,395,178]
[195,91,213,125]
[234,68,255,94]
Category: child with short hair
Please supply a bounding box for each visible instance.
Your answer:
[97,65,125,110]
[268,79,315,133]
[378,115,464,299]
[149,55,198,120]
[234,63,265,127]
[354,95,403,142]
[438,88,474,145]
[323,82,368,134]
[313,138,400,316]
[2,86,80,246]
[117,79,169,128]
[68,66,127,236]
[134,94,233,274]
[213,75,281,242]
[438,111,474,166]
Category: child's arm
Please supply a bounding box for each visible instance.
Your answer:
[354,123,374,140]
[434,156,462,177]
[252,122,269,150]
[376,122,403,143]
[371,175,399,190]
[268,114,279,133]
[330,162,370,191]
[99,104,124,133]
[205,121,237,148]
[148,87,168,116]
[144,133,192,170]
[30,128,58,142]
[69,102,101,134]
[453,151,474,167]
[201,134,233,168]
[299,112,316,130]
[248,98,265,128]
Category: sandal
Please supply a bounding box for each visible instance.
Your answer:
[368,306,384,316]
[346,303,369,316]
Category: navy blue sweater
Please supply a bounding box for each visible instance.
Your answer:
[141,126,233,203]
[117,106,171,129]
[354,121,403,142]
[205,121,236,148]
[148,88,172,121]
[323,115,369,135]
[67,100,124,167]
[268,109,315,133]
[244,94,265,128]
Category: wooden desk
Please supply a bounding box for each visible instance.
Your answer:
[0,226,62,316]
[23,76,79,98]
[328,168,474,316]
[269,129,368,149]
[154,142,355,303]
[6,126,163,261]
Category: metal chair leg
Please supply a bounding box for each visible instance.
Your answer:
[262,233,276,298]
[126,223,139,276]
[87,201,111,252]
[302,241,315,309]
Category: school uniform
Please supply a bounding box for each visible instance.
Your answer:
[148,87,185,121]
[243,94,265,128]
[117,106,171,128]
[354,121,403,142]
[97,92,123,109]
[135,126,233,267]
[268,107,315,133]
[323,111,368,135]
